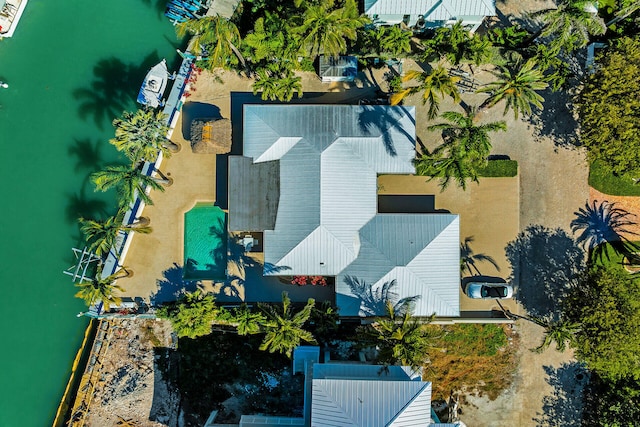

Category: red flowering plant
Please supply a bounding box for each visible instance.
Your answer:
[291,275,328,286]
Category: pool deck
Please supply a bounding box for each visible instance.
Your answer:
[118,67,519,316]
[116,106,218,302]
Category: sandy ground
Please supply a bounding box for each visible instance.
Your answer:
[79,319,180,427]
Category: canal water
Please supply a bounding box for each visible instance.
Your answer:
[0,1,181,425]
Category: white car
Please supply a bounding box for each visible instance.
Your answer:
[465,282,513,299]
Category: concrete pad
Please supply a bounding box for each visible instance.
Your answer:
[378,174,520,315]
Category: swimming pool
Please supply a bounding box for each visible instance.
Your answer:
[184,204,228,280]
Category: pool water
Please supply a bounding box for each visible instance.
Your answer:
[184,204,228,280]
[0,1,182,425]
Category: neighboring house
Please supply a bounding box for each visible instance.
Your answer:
[363,0,496,33]
[228,105,460,318]
[235,361,455,427]
[311,363,433,426]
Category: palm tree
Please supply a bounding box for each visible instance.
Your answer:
[110,109,175,164]
[298,0,368,58]
[252,69,303,102]
[428,108,507,162]
[157,290,222,339]
[533,317,581,353]
[91,163,166,208]
[231,304,266,336]
[359,300,433,370]
[74,269,125,311]
[176,15,245,70]
[477,59,548,119]
[243,12,301,66]
[414,150,478,190]
[258,292,317,358]
[80,213,152,258]
[570,199,640,261]
[461,236,500,276]
[530,0,606,52]
[497,303,580,354]
[391,67,461,119]
[418,108,506,190]
[375,25,412,57]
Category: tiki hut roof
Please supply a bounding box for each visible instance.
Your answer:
[190,118,232,154]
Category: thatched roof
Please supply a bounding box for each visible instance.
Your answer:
[190,118,232,154]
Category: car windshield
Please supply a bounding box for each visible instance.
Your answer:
[483,285,506,298]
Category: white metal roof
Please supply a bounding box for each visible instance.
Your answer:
[364,0,495,19]
[337,215,461,317]
[244,105,416,276]
[242,105,460,317]
[311,363,432,427]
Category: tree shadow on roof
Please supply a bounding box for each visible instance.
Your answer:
[505,225,584,319]
[533,362,590,427]
[343,275,419,317]
[151,262,203,305]
[357,105,416,156]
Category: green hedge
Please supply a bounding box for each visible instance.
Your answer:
[589,160,640,196]
[477,159,518,177]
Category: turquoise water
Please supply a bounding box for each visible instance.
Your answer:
[0,1,181,425]
[184,204,228,280]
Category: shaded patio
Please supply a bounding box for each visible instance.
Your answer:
[213,232,335,304]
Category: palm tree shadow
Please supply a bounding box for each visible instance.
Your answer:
[151,262,203,305]
[527,85,581,148]
[73,51,163,129]
[65,175,110,224]
[533,362,590,426]
[343,275,419,316]
[461,236,500,277]
[571,199,640,263]
[357,105,416,156]
[505,225,584,318]
[67,138,106,172]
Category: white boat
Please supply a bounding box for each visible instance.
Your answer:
[0,0,28,38]
[136,59,169,108]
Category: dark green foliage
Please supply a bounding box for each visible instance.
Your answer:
[578,37,640,177]
[307,301,339,347]
[358,301,434,370]
[583,374,640,427]
[421,21,494,66]
[174,332,296,424]
[564,265,640,381]
[157,290,228,339]
[476,159,518,177]
[487,25,530,50]
[589,160,640,197]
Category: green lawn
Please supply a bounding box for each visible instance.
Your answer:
[478,159,518,178]
[589,160,640,196]
[593,242,640,273]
